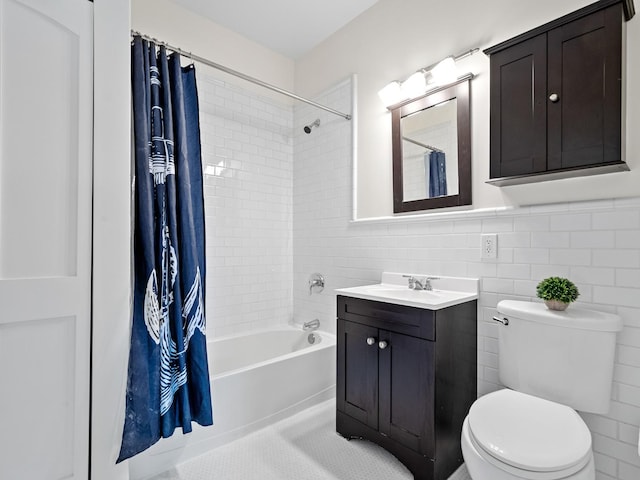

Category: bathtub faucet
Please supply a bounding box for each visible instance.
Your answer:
[308,273,325,295]
[303,319,320,331]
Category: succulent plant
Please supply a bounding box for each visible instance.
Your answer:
[536,277,580,304]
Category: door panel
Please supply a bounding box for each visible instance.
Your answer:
[337,319,379,429]
[0,316,76,479]
[547,4,622,170]
[0,0,93,478]
[0,0,85,279]
[379,331,435,456]
[489,34,547,178]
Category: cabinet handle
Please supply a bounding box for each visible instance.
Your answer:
[549,93,559,103]
[366,337,376,346]
[378,340,388,350]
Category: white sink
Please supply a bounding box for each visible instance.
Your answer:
[335,272,479,310]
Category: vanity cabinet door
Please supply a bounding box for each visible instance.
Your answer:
[337,319,379,429]
[379,330,435,456]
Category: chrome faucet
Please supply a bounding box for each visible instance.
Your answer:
[402,275,439,291]
[303,319,320,331]
[308,273,325,295]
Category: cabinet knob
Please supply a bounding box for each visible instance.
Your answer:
[366,337,376,346]
[549,93,559,103]
[378,340,388,350]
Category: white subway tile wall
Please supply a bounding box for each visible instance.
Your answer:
[198,72,294,337]
[199,72,640,479]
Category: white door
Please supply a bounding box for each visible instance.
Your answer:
[0,0,93,478]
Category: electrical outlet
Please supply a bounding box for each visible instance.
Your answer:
[481,234,498,259]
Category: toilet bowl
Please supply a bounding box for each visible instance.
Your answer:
[461,389,595,480]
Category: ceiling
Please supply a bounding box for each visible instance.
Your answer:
[171,0,381,59]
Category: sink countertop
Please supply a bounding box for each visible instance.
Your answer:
[335,272,479,310]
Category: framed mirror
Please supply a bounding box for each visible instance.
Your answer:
[391,76,472,213]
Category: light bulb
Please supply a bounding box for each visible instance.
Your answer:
[431,56,457,86]
[401,71,427,99]
[377,81,406,107]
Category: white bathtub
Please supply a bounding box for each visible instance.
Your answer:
[129,325,336,480]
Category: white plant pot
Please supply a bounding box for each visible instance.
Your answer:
[545,299,569,311]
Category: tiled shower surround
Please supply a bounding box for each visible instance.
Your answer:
[199,72,640,479]
[198,71,294,335]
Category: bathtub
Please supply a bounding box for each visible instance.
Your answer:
[128,325,336,480]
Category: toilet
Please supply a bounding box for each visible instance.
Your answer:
[461,300,622,480]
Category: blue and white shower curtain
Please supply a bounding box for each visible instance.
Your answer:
[427,151,448,197]
[118,37,213,462]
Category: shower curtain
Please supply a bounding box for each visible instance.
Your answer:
[118,37,213,462]
[427,151,447,197]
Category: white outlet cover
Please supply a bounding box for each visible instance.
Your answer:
[481,234,498,259]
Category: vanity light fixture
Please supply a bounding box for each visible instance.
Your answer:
[378,48,479,107]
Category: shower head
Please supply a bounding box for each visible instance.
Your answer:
[303,119,320,134]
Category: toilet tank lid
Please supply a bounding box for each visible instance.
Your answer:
[497,300,622,332]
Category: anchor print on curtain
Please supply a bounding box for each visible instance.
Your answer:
[118,37,213,462]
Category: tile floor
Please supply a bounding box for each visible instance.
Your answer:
[149,399,472,480]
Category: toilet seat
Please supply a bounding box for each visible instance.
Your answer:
[467,389,592,479]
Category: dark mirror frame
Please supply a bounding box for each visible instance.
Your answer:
[391,76,472,213]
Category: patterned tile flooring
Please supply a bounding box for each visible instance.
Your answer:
[149,399,472,480]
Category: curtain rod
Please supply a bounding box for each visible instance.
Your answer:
[402,136,444,153]
[131,30,352,121]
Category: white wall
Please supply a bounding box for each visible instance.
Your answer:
[292,79,640,480]
[92,0,132,479]
[293,78,354,327]
[198,73,294,336]
[131,0,295,103]
[295,0,640,218]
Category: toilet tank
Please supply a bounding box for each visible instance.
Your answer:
[496,300,622,414]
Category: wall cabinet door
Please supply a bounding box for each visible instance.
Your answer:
[547,5,622,170]
[489,34,547,178]
[337,319,379,429]
[379,330,435,456]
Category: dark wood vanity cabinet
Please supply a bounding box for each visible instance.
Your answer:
[485,0,635,185]
[336,295,477,480]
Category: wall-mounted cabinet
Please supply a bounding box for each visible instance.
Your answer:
[485,0,635,186]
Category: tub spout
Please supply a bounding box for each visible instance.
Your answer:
[303,319,320,331]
